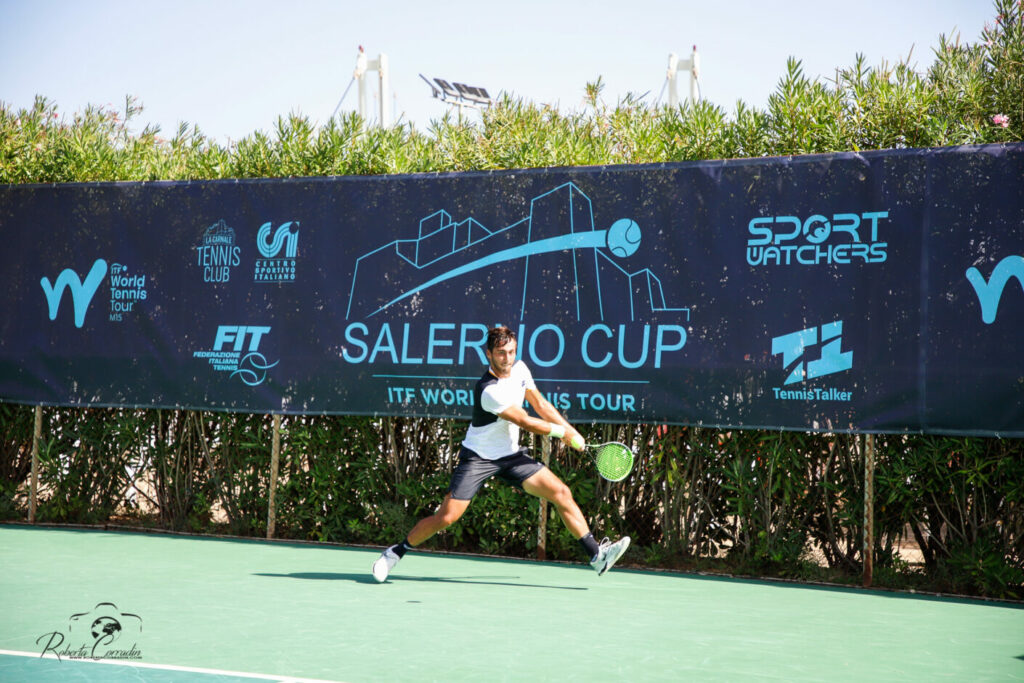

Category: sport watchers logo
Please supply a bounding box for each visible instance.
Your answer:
[770,320,853,402]
[193,325,279,386]
[254,221,300,283]
[746,211,889,267]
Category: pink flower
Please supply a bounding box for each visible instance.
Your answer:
[992,114,1010,128]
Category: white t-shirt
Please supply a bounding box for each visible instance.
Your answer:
[461,361,536,459]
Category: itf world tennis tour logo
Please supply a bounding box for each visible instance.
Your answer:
[966,254,1024,324]
[40,258,150,327]
[36,602,143,662]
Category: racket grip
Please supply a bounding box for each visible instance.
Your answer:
[570,435,584,451]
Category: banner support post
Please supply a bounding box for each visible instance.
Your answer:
[537,436,551,560]
[267,414,281,539]
[863,433,875,587]
[29,405,42,524]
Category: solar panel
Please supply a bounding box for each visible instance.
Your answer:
[423,76,494,109]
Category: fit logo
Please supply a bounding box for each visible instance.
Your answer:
[40,259,108,328]
[214,325,271,352]
[772,320,852,385]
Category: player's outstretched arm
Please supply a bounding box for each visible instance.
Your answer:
[523,387,584,450]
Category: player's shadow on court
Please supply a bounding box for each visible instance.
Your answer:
[253,571,587,590]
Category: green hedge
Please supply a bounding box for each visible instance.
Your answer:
[1,405,1022,599]
[1,1,1020,182]
[1,1,1022,598]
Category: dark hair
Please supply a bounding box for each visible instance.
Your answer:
[487,325,517,352]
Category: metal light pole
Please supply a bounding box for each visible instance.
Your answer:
[354,46,390,126]
[667,45,701,107]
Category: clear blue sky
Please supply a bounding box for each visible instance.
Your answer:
[0,0,990,144]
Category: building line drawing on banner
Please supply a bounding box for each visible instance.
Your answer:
[344,182,690,322]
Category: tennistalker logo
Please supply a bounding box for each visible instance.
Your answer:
[769,320,853,403]
[36,602,143,662]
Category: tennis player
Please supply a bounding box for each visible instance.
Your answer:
[372,325,630,582]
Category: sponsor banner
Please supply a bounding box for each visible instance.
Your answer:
[0,144,1022,435]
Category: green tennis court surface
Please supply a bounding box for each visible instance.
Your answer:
[1,525,1022,682]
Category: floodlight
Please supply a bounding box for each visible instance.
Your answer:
[421,73,494,118]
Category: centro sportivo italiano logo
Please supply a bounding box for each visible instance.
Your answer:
[36,602,143,662]
[254,221,300,283]
[40,259,149,327]
[193,325,279,386]
[746,210,890,267]
[770,320,853,402]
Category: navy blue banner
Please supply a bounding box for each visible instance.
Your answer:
[1,143,1022,435]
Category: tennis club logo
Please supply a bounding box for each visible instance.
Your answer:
[40,258,108,328]
[195,219,241,283]
[254,220,300,283]
[36,602,143,662]
[746,211,890,267]
[193,325,279,386]
[966,255,1024,324]
[770,320,853,402]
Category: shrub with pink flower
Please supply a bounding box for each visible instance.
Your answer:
[992,114,1010,128]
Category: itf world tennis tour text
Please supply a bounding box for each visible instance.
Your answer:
[386,385,637,413]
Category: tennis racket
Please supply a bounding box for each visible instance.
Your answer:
[579,441,635,482]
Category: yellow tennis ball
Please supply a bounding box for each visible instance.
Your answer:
[571,435,584,451]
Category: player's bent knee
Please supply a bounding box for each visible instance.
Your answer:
[551,484,575,508]
[436,505,467,527]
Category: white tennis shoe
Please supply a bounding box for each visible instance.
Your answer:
[372,546,401,583]
[591,536,630,576]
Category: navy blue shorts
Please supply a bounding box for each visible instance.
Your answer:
[447,447,544,500]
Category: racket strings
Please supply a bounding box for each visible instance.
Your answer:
[595,443,634,481]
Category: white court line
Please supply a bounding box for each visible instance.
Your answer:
[0,649,346,683]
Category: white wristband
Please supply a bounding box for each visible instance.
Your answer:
[548,424,565,439]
